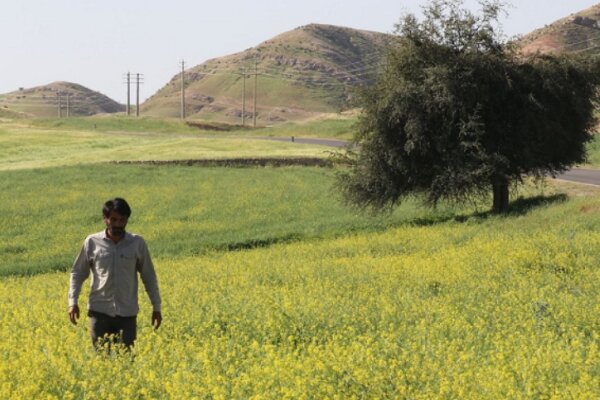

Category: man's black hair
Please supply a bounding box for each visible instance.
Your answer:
[102,198,132,218]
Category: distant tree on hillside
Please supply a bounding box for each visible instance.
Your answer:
[337,0,599,213]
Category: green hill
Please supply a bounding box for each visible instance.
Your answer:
[518,4,600,55]
[142,24,392,124]
[0,107,27,119]
[0,81,124,118]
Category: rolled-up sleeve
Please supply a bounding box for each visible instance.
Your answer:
[137,238,161,312]
[68,241,91,307]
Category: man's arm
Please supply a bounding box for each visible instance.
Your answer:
[137,238,162,328]
[68,242,90,325]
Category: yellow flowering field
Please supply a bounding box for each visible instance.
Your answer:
[2,197,600,399]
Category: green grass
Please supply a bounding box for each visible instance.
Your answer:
[22,114,358,140]
[4,107,600,397]
[585,133,600,168]
[247,75,338,112]
[28,116,201,134]
[0,107,27,119]
[0,100,56,118]
[0,164,463,277]
[253,117,357,139]
[0,122,332,170]
[0,115,589,277]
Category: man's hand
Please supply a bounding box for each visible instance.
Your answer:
[68,305,80,325]
[152,311,162,329]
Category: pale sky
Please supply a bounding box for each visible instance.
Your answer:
[1,0,598,103]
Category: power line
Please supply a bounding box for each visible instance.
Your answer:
[257,68,376,87]
[0,95,124,106]
[190,59,381,87]
[193,50,385,82]
[244,56,383,80]
[1,53,383,120]
[524,22,600,54]
[571,44,600,54]
[0,90,126,117]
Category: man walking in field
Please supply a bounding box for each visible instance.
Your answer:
[68,198,162,350]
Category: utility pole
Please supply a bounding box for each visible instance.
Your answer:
[253,58,258,128]
[234,69,248,126]
[242,69,246,126]
[123,72,143,116]
[135,73,144,117]
[125,72,131,116]
[66,93,70,118]
[180,60,186,120]
[57,92,62,118]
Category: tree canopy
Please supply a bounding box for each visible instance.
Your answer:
[338,0,598,213]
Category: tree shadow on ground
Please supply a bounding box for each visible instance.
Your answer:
[410,193,568,226]
[211,196,571,253]
[505,193,567,215]
[455,193,568,222]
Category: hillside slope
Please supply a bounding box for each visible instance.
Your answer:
[518,4,600,55]
[0,82,124,118]
[142,24,392,123]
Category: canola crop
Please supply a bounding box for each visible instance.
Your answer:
[2,211,600,398]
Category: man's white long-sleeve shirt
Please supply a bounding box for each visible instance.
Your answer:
[68,230,161,317]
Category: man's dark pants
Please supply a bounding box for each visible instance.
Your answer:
[88,310,137,349]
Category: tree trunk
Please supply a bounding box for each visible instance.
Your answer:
[492,179,509,214]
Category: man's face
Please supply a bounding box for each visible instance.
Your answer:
[104,210,128,238]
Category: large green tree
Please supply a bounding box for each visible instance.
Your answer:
[338,0,598,213]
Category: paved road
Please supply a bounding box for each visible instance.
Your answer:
[105,130,600,186]
[211,135,350,148]
[274,136,600,186]
[279,136,600,187]
[257,136,350,148]
[555,168,600,186]
[106,130,352,149]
